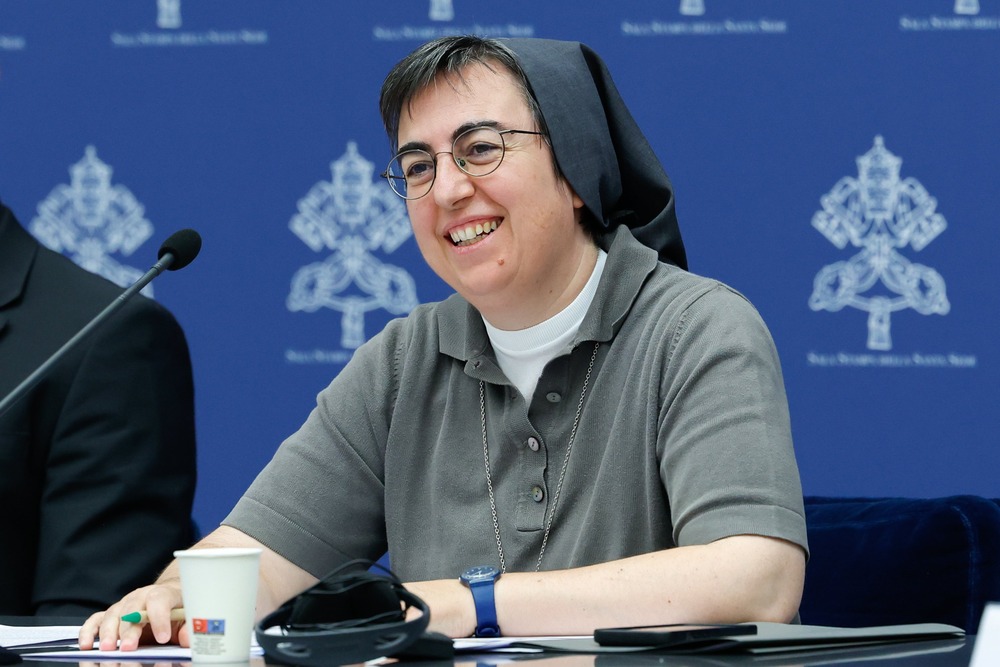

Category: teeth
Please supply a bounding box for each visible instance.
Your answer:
[450,220,499,245]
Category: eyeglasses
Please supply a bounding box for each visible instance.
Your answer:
[381,126,547,200]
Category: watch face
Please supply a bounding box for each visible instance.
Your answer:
[463,565,500,582]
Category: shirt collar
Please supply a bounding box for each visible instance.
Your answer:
[436,225,659,364]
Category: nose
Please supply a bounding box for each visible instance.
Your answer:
[432,153,475,208]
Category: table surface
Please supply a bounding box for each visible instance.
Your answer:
[8,640,976,667]
[1,617,975,666]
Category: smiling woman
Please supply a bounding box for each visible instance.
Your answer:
[82,35,808,649]
[392,60,591,330]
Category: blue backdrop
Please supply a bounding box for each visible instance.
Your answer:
[1,0,996,531]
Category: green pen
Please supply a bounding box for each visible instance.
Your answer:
[121,608,187,623]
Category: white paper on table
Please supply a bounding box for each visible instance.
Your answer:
[0,624,81,648]
[971,602,1000,667]
[24,645,197,661]
[1,624,262,662]
[22,643,265,662]
[454,635,588,653]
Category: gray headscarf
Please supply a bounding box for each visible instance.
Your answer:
[502,38,687,269]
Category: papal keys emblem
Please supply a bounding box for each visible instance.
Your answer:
[30,146,156,296]
[287,142,418,349]
[809,136,949,351]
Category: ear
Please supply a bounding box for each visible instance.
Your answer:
[560,176,585,211]
[566,182,586,227]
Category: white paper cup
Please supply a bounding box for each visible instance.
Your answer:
[174,547,262,663]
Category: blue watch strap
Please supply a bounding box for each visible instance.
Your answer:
[461,566,501,637]
[470,579,499,637]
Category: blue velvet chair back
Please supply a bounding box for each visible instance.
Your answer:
[801,495,1000,633]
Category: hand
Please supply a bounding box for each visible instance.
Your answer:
[403,578,476,638]
[78,580,188,651]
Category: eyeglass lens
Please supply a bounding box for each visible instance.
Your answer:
[385,126,508,199]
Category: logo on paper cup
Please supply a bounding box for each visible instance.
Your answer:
[192,618,226,635]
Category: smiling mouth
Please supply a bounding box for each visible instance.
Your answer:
[449,220,500,246]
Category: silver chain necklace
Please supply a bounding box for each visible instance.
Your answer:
[479,342,600,573]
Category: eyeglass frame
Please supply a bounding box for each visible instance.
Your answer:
[380,126,547,200]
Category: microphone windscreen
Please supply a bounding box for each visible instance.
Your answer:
[158,229,203,270]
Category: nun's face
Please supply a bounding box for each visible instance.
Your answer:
[397,62,595,330]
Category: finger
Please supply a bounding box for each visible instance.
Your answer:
[98,609,127,652]
[104,591,153,651]
[78,612,105,649]
[116,619,148,652]
[144,588,184,645]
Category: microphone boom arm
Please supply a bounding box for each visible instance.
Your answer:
[0,248,184,419]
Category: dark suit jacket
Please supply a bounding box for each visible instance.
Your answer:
[0,202,197,616]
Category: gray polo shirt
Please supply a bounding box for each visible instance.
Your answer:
[224,226,807,580]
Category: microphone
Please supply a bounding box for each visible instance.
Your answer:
[0,229,202,418]
[158,228,202,271]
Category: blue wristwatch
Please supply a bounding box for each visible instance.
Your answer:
[460,565,501,637]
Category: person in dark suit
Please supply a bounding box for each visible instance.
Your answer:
[0,200,197,616]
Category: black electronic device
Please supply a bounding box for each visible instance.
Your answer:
[594,622,756,647]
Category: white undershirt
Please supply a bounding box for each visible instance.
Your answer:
[482,249,608,402]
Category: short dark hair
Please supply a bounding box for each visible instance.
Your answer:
[379,36,548,152]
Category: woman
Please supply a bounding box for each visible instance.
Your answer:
[82,36,806,647]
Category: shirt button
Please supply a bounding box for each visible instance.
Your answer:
[531,486,545,502]
[546,392,562,403]
[527,437,540,452]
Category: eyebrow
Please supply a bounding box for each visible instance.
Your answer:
[396,119,505,154]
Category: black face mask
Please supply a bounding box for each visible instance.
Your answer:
[255,561,452,666]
